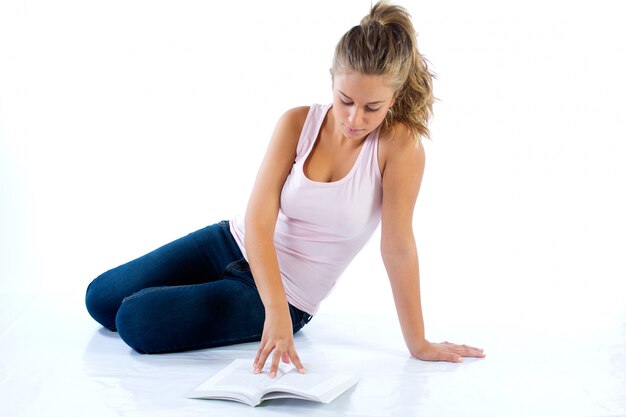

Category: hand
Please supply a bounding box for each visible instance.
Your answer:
[412,340,486,363]
[253,308,305,378]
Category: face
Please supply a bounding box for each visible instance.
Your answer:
[331,71,396,140]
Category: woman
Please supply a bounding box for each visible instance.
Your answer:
[85,1,485,379]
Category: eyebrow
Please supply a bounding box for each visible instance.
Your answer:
[338,90,386,105]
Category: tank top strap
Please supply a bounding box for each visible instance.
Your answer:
[295,103,332,161]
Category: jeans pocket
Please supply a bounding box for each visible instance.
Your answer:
[227,258,250,273]
[223,258,257,290]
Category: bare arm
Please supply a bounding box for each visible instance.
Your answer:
[245,107,309,377]
[380,128,485,362]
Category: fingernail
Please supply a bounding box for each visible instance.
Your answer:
[254,367,260,374]
[270,371,276,378]
[457,357,464,363]
[298,367,306,374]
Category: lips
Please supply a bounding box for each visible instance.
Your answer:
[343,125,363,136]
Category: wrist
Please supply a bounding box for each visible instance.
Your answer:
[264,303,290,316]
[409,338,430,357]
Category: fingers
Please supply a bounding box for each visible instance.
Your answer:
[289,347,306,374]
[416,341,486,363]
[253,342,306,377]
[455,343,486,358]
[436,351,462,363]
[442,342,486,361]
[269,348,281,378]
[253,339,279,376]
[253,337,277,374]
[253,340,267,374]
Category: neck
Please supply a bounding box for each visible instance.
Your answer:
[324,106,367,147]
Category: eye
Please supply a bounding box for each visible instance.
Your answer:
[339,97,381,112]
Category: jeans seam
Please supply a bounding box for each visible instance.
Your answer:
[122,286,171,302]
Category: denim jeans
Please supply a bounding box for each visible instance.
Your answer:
[85,221,312,354]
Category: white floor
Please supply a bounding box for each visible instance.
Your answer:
[2,290,624,417]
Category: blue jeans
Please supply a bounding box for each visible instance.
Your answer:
[85,221,312,354]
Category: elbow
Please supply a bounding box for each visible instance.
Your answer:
[244,209,276,235]
[380,235,417,261]
[243,213,277,254]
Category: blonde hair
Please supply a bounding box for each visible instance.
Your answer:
[331,1,435,140]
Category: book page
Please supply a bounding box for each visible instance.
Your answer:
[271,370,333,390]
[189,359,357,405]
[215,365,288,391]
[261,371,336,402]
[266,370,358,403]
[192,359,288,392]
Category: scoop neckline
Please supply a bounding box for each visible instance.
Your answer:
[300,105,370,186]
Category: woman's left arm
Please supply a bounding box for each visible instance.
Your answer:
[380,129,485,363]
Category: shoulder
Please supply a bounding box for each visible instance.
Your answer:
[259,106,312,165]
[378,122,425,178]
[277,106,310,132]
[266,106,311,153]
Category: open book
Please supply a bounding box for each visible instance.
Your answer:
[187,359,358,407]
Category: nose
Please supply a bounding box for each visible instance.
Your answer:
[347,106,363,126]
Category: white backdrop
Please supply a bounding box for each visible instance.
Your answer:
[1,0,625,335]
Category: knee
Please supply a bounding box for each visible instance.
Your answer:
[85,271,120,331]
[114,289,164,354]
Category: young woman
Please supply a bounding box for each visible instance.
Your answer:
[85,1,485,378]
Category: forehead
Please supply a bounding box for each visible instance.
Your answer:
[333,71,395,101]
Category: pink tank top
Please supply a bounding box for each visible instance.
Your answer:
[230,103,383,314]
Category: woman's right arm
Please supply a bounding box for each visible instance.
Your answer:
[246,106,309,378]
